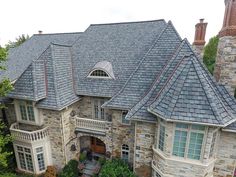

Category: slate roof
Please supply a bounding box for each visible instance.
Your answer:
[72,20,167,97]
[2,19,236,128]
[0,32,81,82]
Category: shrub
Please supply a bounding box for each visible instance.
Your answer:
[58,159,78,177]
[44,166,57,177]
[0,173,17,177]
[98,157,106,166]
[99,159,136,177]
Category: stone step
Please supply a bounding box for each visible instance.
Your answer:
[83,169,94,176]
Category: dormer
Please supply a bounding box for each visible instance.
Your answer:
[88,61,115,79]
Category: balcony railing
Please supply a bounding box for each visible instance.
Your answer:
[10,123,49,143]
[75,117,111,133]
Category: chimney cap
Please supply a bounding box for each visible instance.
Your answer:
[200,19,204,23]
[38,30,43,34]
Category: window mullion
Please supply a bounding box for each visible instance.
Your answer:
[185,126,191,159]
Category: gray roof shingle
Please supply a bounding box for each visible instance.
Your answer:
[72,20,167,97]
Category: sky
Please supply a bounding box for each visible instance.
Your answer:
[0,0,224,46]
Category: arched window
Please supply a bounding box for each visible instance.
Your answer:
[90,69,109,77]
[121,144,129,163]
[88,61,115,79]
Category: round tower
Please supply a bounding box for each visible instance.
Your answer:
[214,0,236,95]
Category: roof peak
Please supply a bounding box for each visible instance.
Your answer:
[90,19,166,26]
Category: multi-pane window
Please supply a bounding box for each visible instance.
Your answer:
[93,99,106,120]
[90,70,109,77]
[19,101,35,122]
[36,147,45,171]
[155,172,161,177]
[209,131,217,158]
[158,125,165,151]
[121,144,129,163]
[16,146,34,172]
[172,123,205,160]
[121,111,130,125]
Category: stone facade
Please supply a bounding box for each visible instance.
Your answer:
[134,121,156,177]
[214,131,236,177]
[214,36,236,96]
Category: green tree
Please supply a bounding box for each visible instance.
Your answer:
[0,46,7,61]
[5,34,29,51]
[203,36,219,74]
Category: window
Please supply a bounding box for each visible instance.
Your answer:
[209,131,217,158]
[172,123,205,160]
[158,125,165,151]
[90,70,109,77]
[36,147,45,171]
[19,101,35,122]
[93,99,106,120]
[16,146,34,172]
[121,111,130,125]
[155,172,161,177]
[121,144,129,163]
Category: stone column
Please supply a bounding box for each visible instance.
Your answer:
[214,0,236,96]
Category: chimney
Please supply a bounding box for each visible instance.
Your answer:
[38,30,43,34]
[192,19,208,59]
[193,19,208,46]
[219,0,236,37]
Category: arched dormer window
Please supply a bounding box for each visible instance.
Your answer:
[88,61,115,79]
[90,69,109,77]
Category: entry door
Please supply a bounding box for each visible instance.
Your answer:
[91,137,106,154]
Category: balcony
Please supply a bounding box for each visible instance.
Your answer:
[10,123,49,143]
[75,117,111,136]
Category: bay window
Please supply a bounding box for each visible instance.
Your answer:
[172,123,205,160]
[158,124,165,151]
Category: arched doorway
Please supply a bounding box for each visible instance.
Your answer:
[79,136,106,155]
[91,137,106,154]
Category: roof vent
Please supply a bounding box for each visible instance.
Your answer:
[38,30,43,34]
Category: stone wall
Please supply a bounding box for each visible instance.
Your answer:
[134,121,156,177]
[214,131,236,177]
[111,110,135,165]
[5,103,17,125]
[214,36,236,96]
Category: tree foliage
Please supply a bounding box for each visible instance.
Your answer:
[99,159,136,177]
[0,121,12,167]
[5,34,29,51]
[203,36,219,74]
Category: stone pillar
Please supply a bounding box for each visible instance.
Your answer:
[192,19,208,59]
[214,0,236,95]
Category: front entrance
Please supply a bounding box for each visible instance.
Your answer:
[91,137,106,154]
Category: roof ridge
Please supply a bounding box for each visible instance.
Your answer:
[33,32,82,36]
[126,40,188,119]
[90,19,166,26]
[103,21,169,109]
[50,42,72,47]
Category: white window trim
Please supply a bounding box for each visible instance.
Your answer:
[14,144,35,173]
[121,144,130,163]
[34,146,46,172]
[14,100,42,125]
[92,98,107,120]
[157,121,166,152]
[87,69,112,79]
[121,111,131,125]
[209,129,218,159]
[171,123,207,162]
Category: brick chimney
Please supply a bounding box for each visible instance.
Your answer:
[192,19,208,59]
[219,0,236,37]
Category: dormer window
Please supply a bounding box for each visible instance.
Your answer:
[14,100,41,125]
[88,61,115,79]
[90,69,109,77]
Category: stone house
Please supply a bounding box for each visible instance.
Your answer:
[1,1,236,177]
